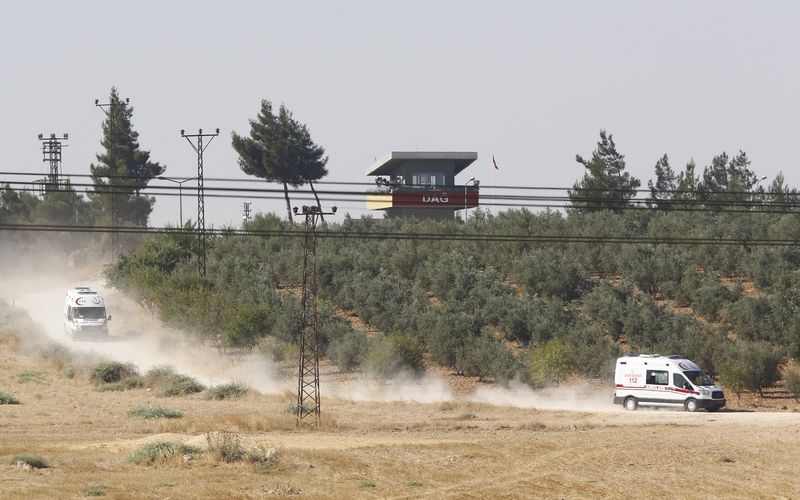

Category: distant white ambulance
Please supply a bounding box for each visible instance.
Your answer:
[63,287,111,339]
[613,354,726,412]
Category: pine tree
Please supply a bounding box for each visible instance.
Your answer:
[698,150,757,209]
[231,100,328,222]
[569,130,640,213]
[647,154,677,210]
[88,87,165,227]
[674,159,699,208]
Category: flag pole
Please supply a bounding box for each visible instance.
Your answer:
[491,151,495,215]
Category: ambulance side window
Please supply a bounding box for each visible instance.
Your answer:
[673,373,691,390]
[646,370,669,385]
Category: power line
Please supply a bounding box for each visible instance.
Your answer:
[5,180,799,216]
[0,170,792,197]
[1,223,798,247]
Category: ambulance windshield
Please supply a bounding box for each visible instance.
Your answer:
[75,307,106,320]
[683,370,714,387]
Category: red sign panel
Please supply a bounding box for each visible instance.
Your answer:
[392,189,479,208]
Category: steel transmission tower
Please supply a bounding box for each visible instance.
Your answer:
[95,96,129,258]
[242,202,252,225]
[296,204,336,425]
[35,133,69,196]
[180,128,219,277]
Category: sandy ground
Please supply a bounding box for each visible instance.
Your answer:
[2,268,800,498]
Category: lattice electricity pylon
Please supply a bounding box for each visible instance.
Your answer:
[296,204,336,424]
[36,133,68,196]
[180,128,219,277]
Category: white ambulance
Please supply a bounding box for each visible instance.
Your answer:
[613,354,726,412]
[63,287,111,339]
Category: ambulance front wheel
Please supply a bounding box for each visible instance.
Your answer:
[624,397,638,411]
[684,398,698,412]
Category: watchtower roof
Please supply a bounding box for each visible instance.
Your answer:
[366,151,478,176]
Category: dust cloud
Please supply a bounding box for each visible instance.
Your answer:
[328,371,454,404]
[468,379,617,412]
[0,253,291,395]
[0,245,615,411]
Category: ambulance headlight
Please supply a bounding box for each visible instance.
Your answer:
[700,389,710,397]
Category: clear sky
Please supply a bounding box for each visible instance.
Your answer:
[2,1,798,227]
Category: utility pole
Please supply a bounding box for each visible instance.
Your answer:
[95,96,129,258]
[35,133,68,196]
[180,128,219,277]
[296,204,337,425]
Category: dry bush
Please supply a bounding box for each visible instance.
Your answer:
[205,431,279,472]
[143,365,203,396]
[16,370,48,384]
[0,391,21,404]
[205,382,248,401]
[517,421,547,431]
[90,362,138,384]
[128,405,183,419]
[9,455,48,469]
[206,431,245,463]
[97,375,143,392]
[129,440,201,465]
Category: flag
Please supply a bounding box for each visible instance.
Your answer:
[492,155,499,170]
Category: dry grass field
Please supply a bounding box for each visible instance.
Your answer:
[2,272,800,498]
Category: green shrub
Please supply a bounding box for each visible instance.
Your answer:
[281,402,314,415]
[718,341,782,399]
[0,391,20,404]
[141,366,205,396]
[158,375,205,397]
[785,370,800,403]
[456,333,519,382]
[128,405,183,419]
[10,455,48,469]
[129,441,198,465]
[205,382,247,400]
[16,370,47,384]
[725,296,787,342]
[223,303,275,348]
[257,336,296,363]
[143,365,176,383]
[691,282,738,322]
[581,284,629,341]
[326,329,368,371]
[565,322,621,380]
[363,334,425,378]
[97,375,144,392]
[529,338,576,387]
[514,250,591,301]
[90,362,139,384]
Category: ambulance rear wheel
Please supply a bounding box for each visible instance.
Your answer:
[624,397,638,411]
[684,398,698,412]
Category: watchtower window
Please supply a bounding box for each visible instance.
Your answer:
[412,173,444,188]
